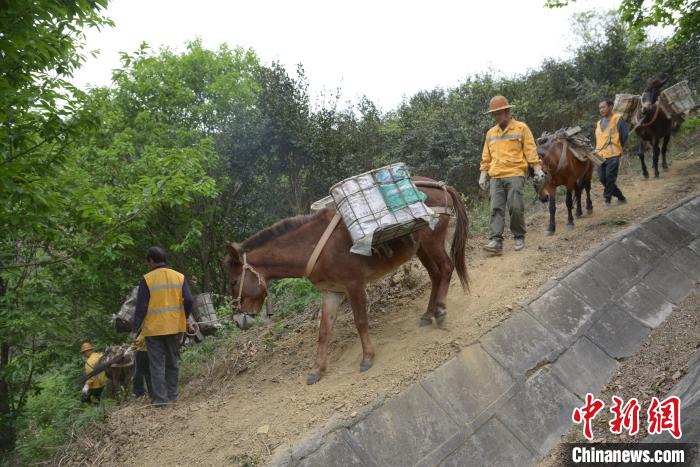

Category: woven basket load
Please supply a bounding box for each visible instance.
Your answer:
[329,163,436,256]
[613,94,641,121]
[660,81,695,117]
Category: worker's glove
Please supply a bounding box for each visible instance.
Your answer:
[82,384,89,395]
[533,166,545,184]
[478,171,490,191]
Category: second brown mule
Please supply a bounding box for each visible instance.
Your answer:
[223,177,469,385]
[536,141,594,234]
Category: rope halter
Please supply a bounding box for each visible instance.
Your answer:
[231,252,266,311]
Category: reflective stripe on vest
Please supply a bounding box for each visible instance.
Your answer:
[487,133,522,142]
[148,305,184,314]
[142,267,186,337]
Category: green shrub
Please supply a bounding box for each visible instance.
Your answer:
[682,116,700,132]
[11,370,112,465]
[269,278,321,319]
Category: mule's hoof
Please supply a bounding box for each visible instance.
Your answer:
[587,208,593,215]
[643,172,649,179]
[575,212,583,218]
[419,316,433,327]
[435,313,447,328]
[566,224,574,230]
[663,164,669,170]
[545,229,555,236]
[306,372,320,385]
[654,173,660,179]
[360,359,373,372]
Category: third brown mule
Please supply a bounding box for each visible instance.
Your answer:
[536,141,594,235]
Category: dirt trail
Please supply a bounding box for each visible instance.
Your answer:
[85,148,700,466]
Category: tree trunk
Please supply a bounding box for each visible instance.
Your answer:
[0,341,15,453]
[0,275,16,452]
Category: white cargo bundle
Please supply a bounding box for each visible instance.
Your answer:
[329,163,437,256]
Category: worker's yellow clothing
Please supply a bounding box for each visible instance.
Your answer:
[141,267,187,337]
[84,352,106,389]
[596,113,623,158]
[480,119,540,178]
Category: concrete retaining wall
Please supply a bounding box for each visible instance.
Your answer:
[271,192,700,467]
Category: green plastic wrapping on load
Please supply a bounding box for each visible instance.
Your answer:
[378,178,427,212]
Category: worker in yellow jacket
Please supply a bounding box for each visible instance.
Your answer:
[133,247,194,406]
[479,95,544,255]
[80,342,105,404]
[596,98,629,207]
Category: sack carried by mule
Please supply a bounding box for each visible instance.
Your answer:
[329,163,437,256]
[537,126,604,166]
[192,293,221,336]
[112,286,139,332]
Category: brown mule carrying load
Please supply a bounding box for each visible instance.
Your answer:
[537,126,605,166]
[329,163,437,256]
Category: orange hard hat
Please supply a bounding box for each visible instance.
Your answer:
[80,342,94,353]
[485,95,514,114]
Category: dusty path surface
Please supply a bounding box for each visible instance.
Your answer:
[74,147,700,466]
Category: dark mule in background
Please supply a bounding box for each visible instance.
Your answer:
[535,140,594,235]
[223,176,469,384]
[634,78,683,178]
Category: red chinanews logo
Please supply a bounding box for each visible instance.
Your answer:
[572,394,682,440]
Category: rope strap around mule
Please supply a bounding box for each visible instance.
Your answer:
[304,212,342,278]
[414,180,453,217]
[556,139,569,173]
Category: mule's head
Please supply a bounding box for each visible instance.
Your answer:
[535,142,557,203]
[223,243,268,322]
[642,77,667,112]
[113,345,134,365]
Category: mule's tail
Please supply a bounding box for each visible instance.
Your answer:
[446,185,469,291]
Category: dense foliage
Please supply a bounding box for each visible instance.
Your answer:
[546,0,700,45]
[1,2,698,463]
